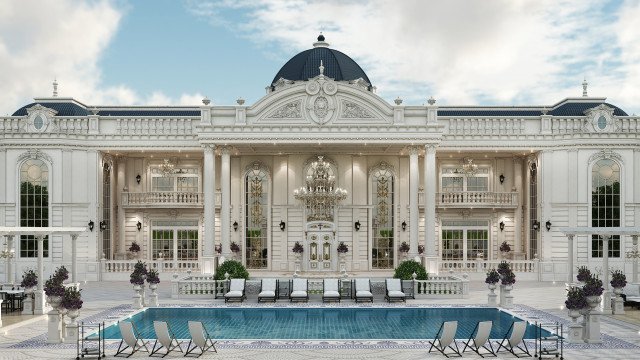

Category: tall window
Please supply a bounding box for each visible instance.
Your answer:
[245,165,269,269]
[20,159,49,257]
[529,162,538,259]
[441,220,489,260]
[151,220,199,262]
[372,166,394,269]
[441,167,489,192]
[150,168,199,192]
[102,162,112,259]
[591,159,621,258]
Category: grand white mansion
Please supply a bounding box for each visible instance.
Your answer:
[1,35,638,282]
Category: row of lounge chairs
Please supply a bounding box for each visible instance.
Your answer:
[429,320,531,358]
[115,320,216,358]
[224,278,408,303]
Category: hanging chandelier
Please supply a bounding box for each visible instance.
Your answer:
[159,159,175,176]
[294,156,347,221]
[0,242,14,259]
[461,157,478,176]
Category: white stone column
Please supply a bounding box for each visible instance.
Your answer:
[601,235,612,314]
[202,144,216,274]
[632,235,639,283]
[6,235,14,283]
[116,156,127,258]
[220,147,231,258]
[408,146,419,258]
[424,144,438,273]
[513,157,523,257]
[34,235,46,315]
[567,234,574,283]
[71,234,78,284]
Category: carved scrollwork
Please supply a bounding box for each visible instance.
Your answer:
[267,100,302,119]
[341,101,375,118]
[17,149,53,165]
[588,149,623,165]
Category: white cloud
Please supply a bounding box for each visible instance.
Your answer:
[187,0,640,113]
[0,0,204,115]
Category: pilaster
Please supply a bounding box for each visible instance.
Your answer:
[202,144,216,274]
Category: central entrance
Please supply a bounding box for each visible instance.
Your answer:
[305,221,336,272]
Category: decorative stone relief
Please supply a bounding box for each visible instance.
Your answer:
[17,149,53,165]
[305,77,337,125]
[588,149,623,165]
[266,100,302,119]
[25,104,57,133]
[341,101,375,118]
[583,104,619,133]
[368,161,395,177]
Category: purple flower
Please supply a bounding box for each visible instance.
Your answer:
[292,242,304,254]
[565,287,588,310]
[485,269,500,284]
[337,242,349,253]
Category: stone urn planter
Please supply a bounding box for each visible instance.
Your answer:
[499,284,514,309]
[22,287,36,315]
[47,295,62,310]
[132,285,143,309]
[487,283,498,306]
[586,295,601,310]
[148,284,159,307]
[64,308,81,343]
[567,308,585,343]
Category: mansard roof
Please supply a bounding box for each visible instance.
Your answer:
[12,98,200,117]
[438,98,628,117]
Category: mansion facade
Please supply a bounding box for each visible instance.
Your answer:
[1,35,639,282]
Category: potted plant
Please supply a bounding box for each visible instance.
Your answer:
[583,274,604,309]
[610,269,627,293]
[20,269,38,291]
[44,275,65,309]
[576,265,591,283]
[565,287,588,321]
[501,269,516,287]
[129,241,141,258]
[53,265,69,283]
[61,286,83,311]
[499,241,511,253]
[399,242,410,253]
[497,261,510,277]
[215,244,222,254]
[337,242,349,254]
[485,269,500,287]
[146,268,161,306]
[292,241,304,260]
[230,242,241,253]
[418,245,425,255]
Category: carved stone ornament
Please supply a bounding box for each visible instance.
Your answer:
[583,104,619,133]
[266,100,302,119]
[17,149,53,165]
[341,100,375,118]
[304,77,338,125]
[25,104,58,133]
[368,161,395,177]
[588,149,623,165]
[244,160,271,178]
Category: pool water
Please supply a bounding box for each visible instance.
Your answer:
[102,307,548,340]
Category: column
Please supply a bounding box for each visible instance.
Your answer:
[601,235,612,314]
[408,146,419,258]
[202,144,216,274]
[633,235,638,283]
[220,147,231,258]
[567,234,574,283]
[116,157,127,258]
[513,157,523,257]
[71,234,78,284]
[424,144,438,273]
[34,235,46,315]
[6,235,14,283]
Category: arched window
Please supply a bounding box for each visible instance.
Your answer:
[592,159,621,258]
[245,164,269,269]
[20,159,49,257]
[371,165,394,269]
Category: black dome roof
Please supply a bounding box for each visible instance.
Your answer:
[271,42,372,87]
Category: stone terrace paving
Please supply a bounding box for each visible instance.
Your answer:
[1,280,640,359]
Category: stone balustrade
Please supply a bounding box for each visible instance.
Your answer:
[440,260,538,273]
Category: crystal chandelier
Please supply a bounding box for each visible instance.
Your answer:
[0,243,14,259]
[461,157,478,176]
[294,156,347,222]
[159,159,175,176]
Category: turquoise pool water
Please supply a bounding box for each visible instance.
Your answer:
[102,307,547,340]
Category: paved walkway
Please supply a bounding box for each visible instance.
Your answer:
[0,280,639,359]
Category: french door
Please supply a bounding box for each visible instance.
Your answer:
[151,220,199,261]
[441,220,489,261]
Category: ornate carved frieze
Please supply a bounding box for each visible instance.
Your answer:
[588,149,623,165]
[244,160,271,178]
[17,149,53,165]
[368,161,395,177]
[341,100,375,118]
[266,100,302,119]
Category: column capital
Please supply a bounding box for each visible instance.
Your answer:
[219,146,233,156]
[425,144,437,155]
[202,144,216,154]
[407,146,421,156]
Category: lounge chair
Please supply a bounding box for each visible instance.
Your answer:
[185,321,218,358]
[354,278,373,303]
[290,278,309,302]
[151,321,183,357]
[322,279,341,303]
[384,278,406,303]
[258,278,278,303]
[115,321,150,358]
[428,320,461,358]
[462,320,495,358]
[224,278,246,303]
[495,321,531,358]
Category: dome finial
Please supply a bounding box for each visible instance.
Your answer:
[52,78,58,97]
[317,32,325,42]
[313,33,329,48]
[582,78,588,97]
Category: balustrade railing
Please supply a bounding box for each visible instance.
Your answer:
[436,191,518,207]
[414,275,468,298]
[440,260,538,273]
[103,260,199,273]
[122,192,206,206]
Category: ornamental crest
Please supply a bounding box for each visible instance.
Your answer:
[305,75,337,125]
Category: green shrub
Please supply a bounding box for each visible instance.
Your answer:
[246,229,261,238]
[393,259,428,280]
[214,259,250,280]
[379,229,394,238]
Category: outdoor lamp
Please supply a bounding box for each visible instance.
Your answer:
[99,220,107,231]
[499,221,505,231]
[499,174,505,184]
[401,221,407,232]
[136,221,142,231]
[136,174,141,184]
[545,220,552,231]
[532,220,540,231]
[279,220,286,231]
[88,220,94,232]
[233,221,239,232]
[354,220,361,231]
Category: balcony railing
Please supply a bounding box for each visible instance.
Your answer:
[122,191,213,207]
[434,191,518,208]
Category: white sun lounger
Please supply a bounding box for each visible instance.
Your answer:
[384,278,406,302]
[428,320,461,358]
[185,321,217,358]
[354,278,373,302]
[115,321,150,358]
[322,279,341,303]
[151,320,183,357]
[462,320,495,357]
[495,321,531,358]
[224,278,246,303]
[258,278,278,302]
[290,278,309,302]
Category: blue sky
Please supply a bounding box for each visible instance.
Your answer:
[1,0,639,115]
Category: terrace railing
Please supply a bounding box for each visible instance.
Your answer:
[101,259,200,281]
[440,260,538,273]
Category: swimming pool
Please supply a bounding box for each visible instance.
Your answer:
[102,307,547,340]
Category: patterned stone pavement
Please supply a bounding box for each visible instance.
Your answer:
[0,280,639,359]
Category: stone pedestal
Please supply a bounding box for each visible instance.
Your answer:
[148,284,159,307]
[132,286,143,309]
[601,290,612,315]
[612,288,625,315]
[141,284,147,307]
[567,310,583,344]
[583,296,602,344]
[499,285,513,309]
[64,309,80,344]
[22,289,34,315]
[487,284,498,306]
[34,290,47,315]
[46,296,63,344]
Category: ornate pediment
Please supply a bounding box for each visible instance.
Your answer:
[583,104,620,133]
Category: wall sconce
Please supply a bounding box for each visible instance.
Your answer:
[88,220,94,232]
[499,221,505,231]
[499,174,505,184]
[136,221,142,231]
[99,220,107,231]
[233,221,238,232]
[136,174,141,184]
[545,220,552,231]
[279,220,286,231]
[354,220,361,231]
[532,220,540,231]
[401,221,407,232]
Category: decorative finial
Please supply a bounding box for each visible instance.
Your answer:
[319,60,324,75]
[582,78,588,97]
[236,97,245,105]
[317,32,325,42]
[427,96,436,105]
[52,78,58,97]
[394,97,403,105]
[202,97,210,105]
[313,33,329,48]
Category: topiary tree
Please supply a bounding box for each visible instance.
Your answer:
[393,259,428,280]
[214,259,250,280]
